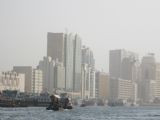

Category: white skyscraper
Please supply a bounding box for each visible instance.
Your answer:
[64,33,74,91]
[47,32,82,93]
[73,34,82,92]
[82,46,96,98]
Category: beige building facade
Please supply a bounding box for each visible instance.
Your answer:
[96,71,109,100]
[0,71,25,92]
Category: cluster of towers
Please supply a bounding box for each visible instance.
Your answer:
[109,49,160,104]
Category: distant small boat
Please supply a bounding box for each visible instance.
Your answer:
[80,100,86,107]
[96,99,105,106]
[80,103,86,107]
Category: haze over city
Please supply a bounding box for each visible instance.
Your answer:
[2,1,160,120]
[1,0,160,72]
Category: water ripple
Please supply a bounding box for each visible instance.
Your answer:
[1,106,160,120]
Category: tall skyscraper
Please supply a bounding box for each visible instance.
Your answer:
[140,53,156,102]
[109,49,139,101]
[82,46,95,98]
[109,49,138,79]
[81,64,90,99]
[47,32,79,92]
[47,33,65,63]
[64,33,74,90]
[73,34,82,92]
[141,53,156,81]
[109,49,127,78]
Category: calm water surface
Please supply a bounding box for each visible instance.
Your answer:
[0,106,160,120]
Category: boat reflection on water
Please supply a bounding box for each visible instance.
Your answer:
[79,99,105,107]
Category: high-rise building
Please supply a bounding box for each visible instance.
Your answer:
[139,61,160,103]
[32,69,43,94]
[82,46,95,98]
[90,68,95,98]
[82,46,95,65]
[95,71,109,100]
[47,33,65,63]
[54,61,65,89]
[109,49,127,78]
[109,49,139,101]
[81,64,90,99]
[73,34,82,92]
[13,66,32,93]
[140,53,156,102]
[64,33,74,90]
[109,78,137,102]
[38,56,66,93]
[154,63,160,99]
[121,57,136,80]
[141,54,156,81]
[47,32,82,92]
[109,49,138,79]
[38,57,55,93]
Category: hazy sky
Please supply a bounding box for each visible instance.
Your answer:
[1,0,160,72]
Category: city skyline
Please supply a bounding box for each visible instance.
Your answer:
[1,1,160,119]
[1,0,160,72]
[1,31,160,103]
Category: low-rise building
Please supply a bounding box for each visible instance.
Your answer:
[13,66,43,94]
[0,71,25,92]
[109,78,137,103]
[13,66,32,93]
